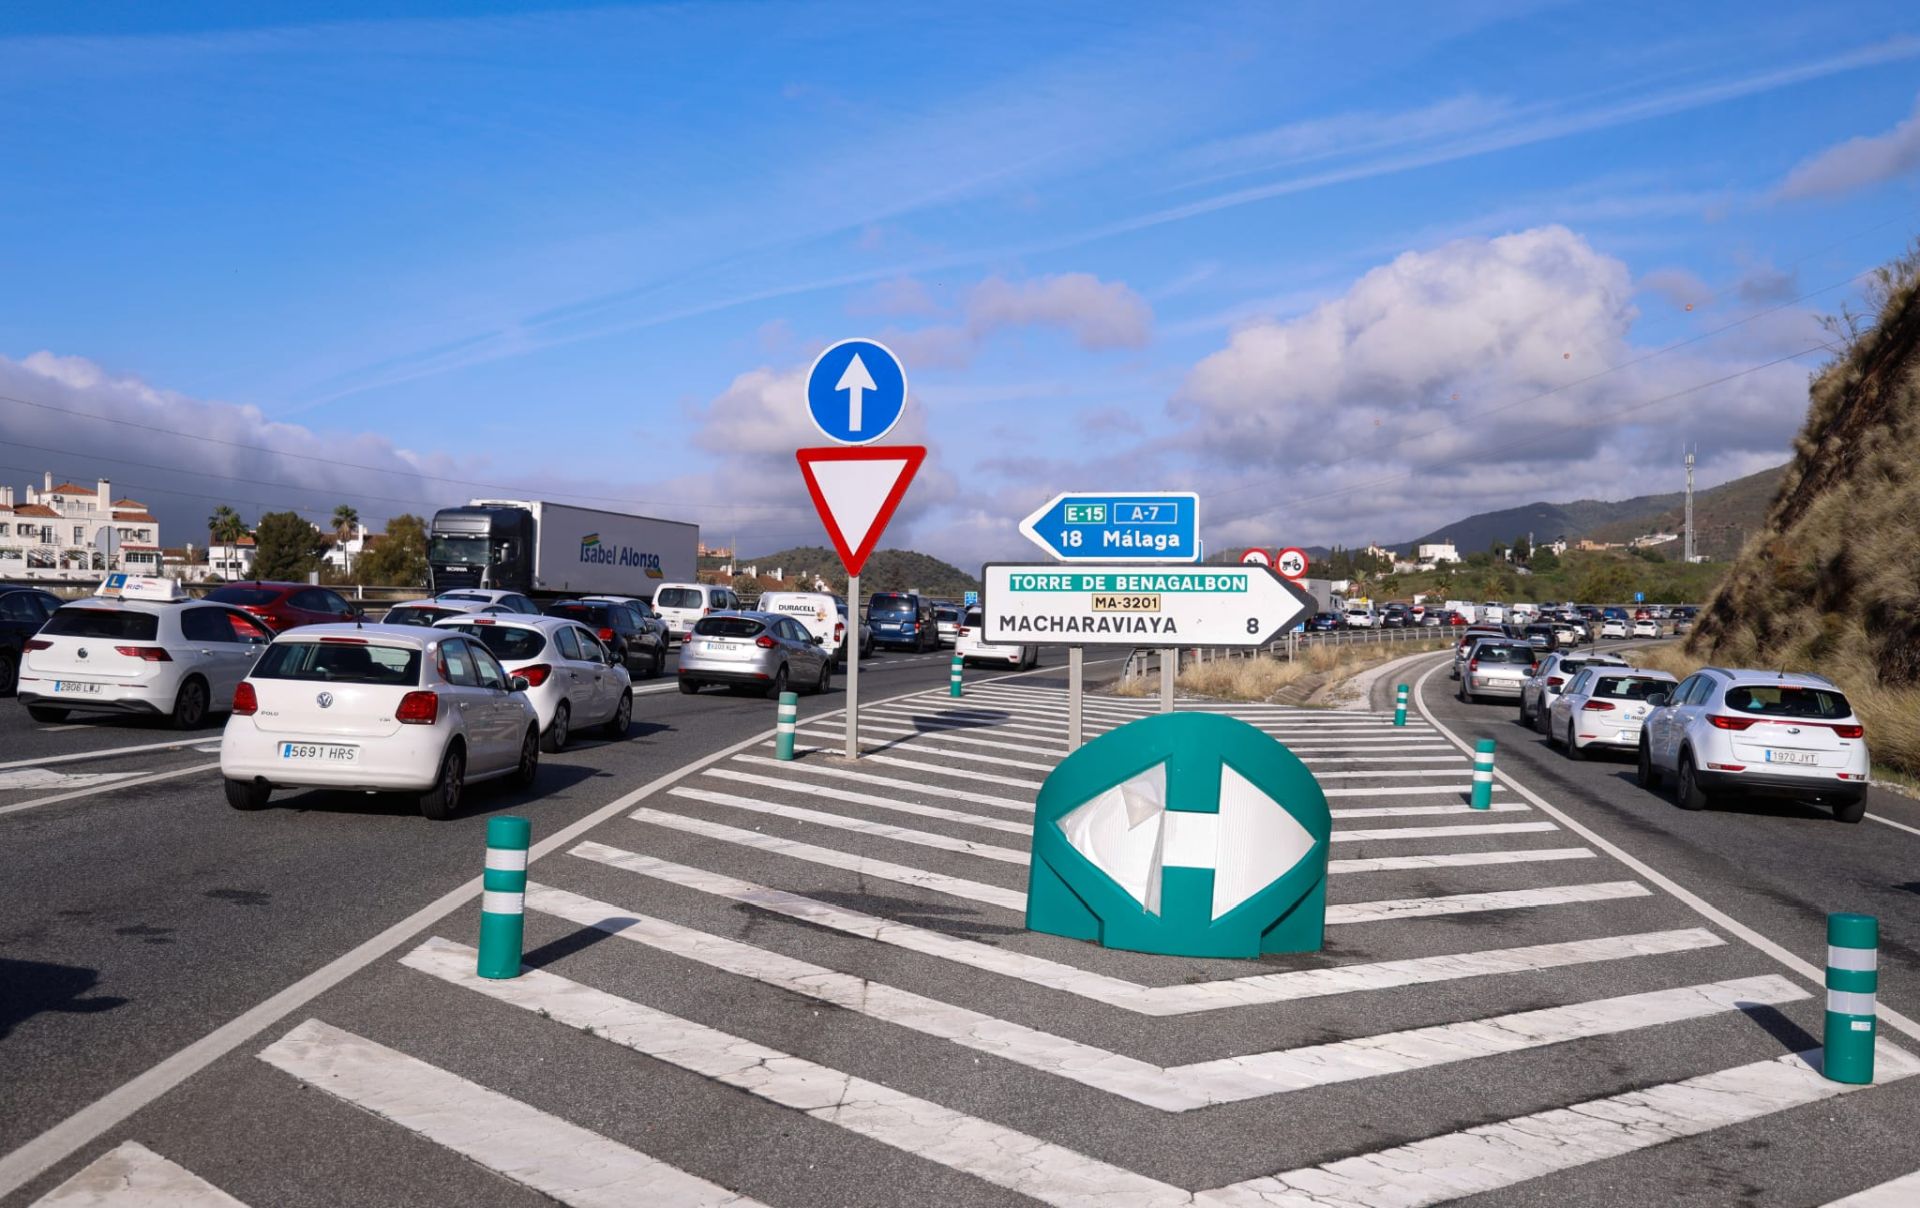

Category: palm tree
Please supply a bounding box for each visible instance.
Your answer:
[207,505,245,579]
[331,504,360,576]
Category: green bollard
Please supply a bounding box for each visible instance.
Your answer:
[1824,912,1878,1084]
[950,653,964,698]
[1470,739,1495,809]
[477,815,531,979]
[775,691,799,761]
[1394,684,1409,727]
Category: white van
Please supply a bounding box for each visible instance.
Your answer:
[1479,601,1507,624]
[1444,600,1478,624]
[651,582,741,645]
[758,591,849,664]
[1343,605,1376,629]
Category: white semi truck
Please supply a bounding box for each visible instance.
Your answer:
[427,499,698,599]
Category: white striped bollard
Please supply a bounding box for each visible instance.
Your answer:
[477,815,530,980]
[1470,739,1495,809]
[949,653,963,698]
[1824,912,1878,1084]
[1394,683,1409,726]
[774,690,798,761]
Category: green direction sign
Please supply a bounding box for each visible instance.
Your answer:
[1027,712,1330,959]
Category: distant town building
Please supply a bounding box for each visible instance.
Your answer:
[1629,532,1680,549]
[1416,541,1460,564]
[698,542,733,559]
[0,473,161,579]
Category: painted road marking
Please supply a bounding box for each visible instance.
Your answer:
[1332,801,1529,817]
[1325,784,1506,797]
[0,762,220,820]
[699,767,1032,826]
[519,885,1804,1111]
[668,786,1031,859]
[402,938,1186,1206]
[1823,1168,1920,1206]
[1331,847,1596,873]
[1332,821,1554,842]
[728,754,1031,808]
[578,841,1724,1015]
[257,1019,760,1208]
[0,737,219,772]
[29,1141,248,1207]
[0,769,140,792]
[1200,1043,1920,1208]
[1324,881,1650,924]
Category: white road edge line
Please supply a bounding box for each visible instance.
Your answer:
[0,736,218,772]
[1411,655,1920,1043]
[28,1140,249,1207]
[0,762,221,819]
[1866,811,1920,837]
[0,658,1066,1200]
[1822,1167,1920,1206]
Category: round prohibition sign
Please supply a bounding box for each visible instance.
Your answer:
[1274,547,1309,580]
[1239,548,1273,567]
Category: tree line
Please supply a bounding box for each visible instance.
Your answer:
[203,503,429,586]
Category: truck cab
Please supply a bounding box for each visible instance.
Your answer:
[429,505,533,593]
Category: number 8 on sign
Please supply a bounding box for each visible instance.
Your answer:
[1275,547,1309,581]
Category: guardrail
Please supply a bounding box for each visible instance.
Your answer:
[1118,624,1451,686]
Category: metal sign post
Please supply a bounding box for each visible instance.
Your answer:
[1161,648,1176,712]
[845,572,859,758]
[1067,647,1084,749]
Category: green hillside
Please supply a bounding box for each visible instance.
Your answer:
[1584,463,1785,559]
[736,545,979,599]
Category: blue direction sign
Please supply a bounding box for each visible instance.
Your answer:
[805,338,908,445]
[1018,491,1199,563]
[963,590,979,607]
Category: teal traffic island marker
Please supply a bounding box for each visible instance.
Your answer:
[477,815,531,980]
[1026,712,1331,959]
[1470,739,1496,810]
[949,654,964,698]
[775,691,799,761]
[1394,684,1409,727]
[1824,912,1879,1084]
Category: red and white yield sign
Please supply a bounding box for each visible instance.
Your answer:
[795,445,926,577]
[1275,547,1310,580]
[1239,548,1273,567]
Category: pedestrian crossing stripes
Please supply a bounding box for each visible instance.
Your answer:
[31,1141,246,1207]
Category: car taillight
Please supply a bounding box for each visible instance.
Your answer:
[115,646,172,661]
[834,623,845,643]
[1528,663,1539,674]
[1834,724,1864,739]
[1708,714,1757,730]
[22,639,51,652]
[1581,700,1616,711]
[232,682,258,715]
[598,627,615,642]
[755,634,777,649]
[956,627,969,637]
[1547,676,1565,688]
[396,691,439,724]
[517,664,552,688]
[1468,659,1478,672]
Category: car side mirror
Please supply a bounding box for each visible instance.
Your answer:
[509,675,530,693]
[1646,693,1669,708]
[810,635,824,645]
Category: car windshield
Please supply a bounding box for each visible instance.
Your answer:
[441,623,546,661]
[694,617,764,638]
[1592,676,1670,700]
[965,608,983,626]
[384,606,456,626]
[869,593,914,617]
[428,534,488,564]
[655,588,702,610]
[1473,644,1531,664]
[205,586,282,606]
[40,608,159,640]
[253,640,420,685]
[1724,685,1852,719]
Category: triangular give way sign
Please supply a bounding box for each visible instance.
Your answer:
[796,445,926,577]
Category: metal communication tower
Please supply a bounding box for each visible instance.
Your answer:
[1683,447,1696,562]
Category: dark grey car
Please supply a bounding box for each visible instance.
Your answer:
[677,610,832,697]
[1457,639,1539,704]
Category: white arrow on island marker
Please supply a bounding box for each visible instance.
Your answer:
[835,352,877,432]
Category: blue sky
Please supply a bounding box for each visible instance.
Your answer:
[3,1,1919,564]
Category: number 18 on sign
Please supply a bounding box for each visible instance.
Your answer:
[1018,491,1199,562]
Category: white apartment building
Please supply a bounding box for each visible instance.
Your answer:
[1416,541,1461,564]
[0,474,162,579]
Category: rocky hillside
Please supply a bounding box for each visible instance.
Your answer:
[1689,246,1920,770]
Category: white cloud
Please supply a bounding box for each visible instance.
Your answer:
[849,276,943,318]
[967,272,1152,350]
[1638,267,1713,310]
[1777,93,1920,199]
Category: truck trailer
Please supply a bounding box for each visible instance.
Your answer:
[427,499,698,598]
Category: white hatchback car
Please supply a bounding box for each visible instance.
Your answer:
[1637,668,1871,821]
[435,614,631,751]
[220,624,540,819]
[434,588,542,615]
[955,606,1038,670]
[1600,619,1630,639]
[18,577,273,728]
[1632,618,1659,638]
[1547,667,1676,759]
[383,598,511,627]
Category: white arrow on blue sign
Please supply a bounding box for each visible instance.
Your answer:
[806,338,908,445]
[1018,491,1200,563]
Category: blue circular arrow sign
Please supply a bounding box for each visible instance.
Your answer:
[805,338,908,445]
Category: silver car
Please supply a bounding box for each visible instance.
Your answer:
[677,610,833,697]
[1519,651,1629,730]
[1457,639,1538,704]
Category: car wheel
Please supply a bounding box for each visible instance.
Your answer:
[815,660,831,695]
[678,677,700,695]
[1518,698,1532,726]
[510,726,540,790]
[649,643,665,679]
[1675,752,1710,811]
[1637,737,1662,789]
[419,743,465,821]
[0,650,15,697]
[1545,717,1561,748]
[1028,649,1041,668]
[542,702,570,753]
[1534,704,1550,735]
[224,777,270,811]
[1834,797,1867,824]
[169,676,210,730]
[766,665,789,700]
[1564,722,1584,760]
[602,690,632,739]
[27,705,68,724]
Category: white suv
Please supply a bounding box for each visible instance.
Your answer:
[955,606,1037,669]
[652,583,740,645]
[1637,668,1870,822]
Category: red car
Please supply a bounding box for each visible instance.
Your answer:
[202,581,361,633]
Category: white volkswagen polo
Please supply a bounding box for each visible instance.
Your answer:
[433,614,631,752]
[220,624,540,819]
